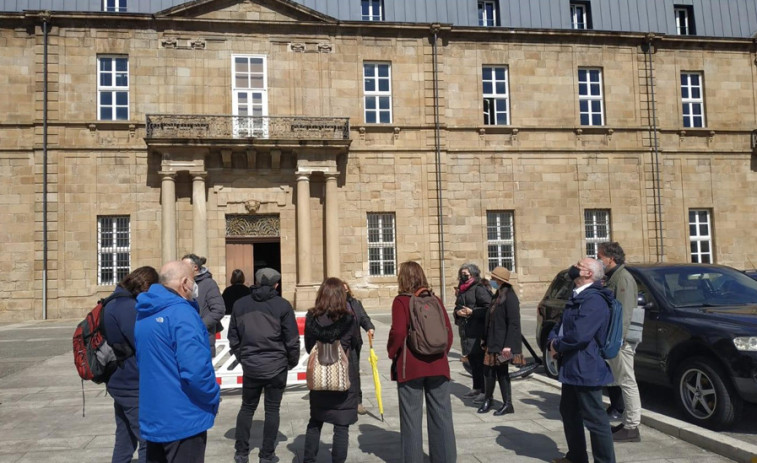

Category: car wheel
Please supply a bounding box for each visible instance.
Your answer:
[674,356,741,430]
[542,342,559,379]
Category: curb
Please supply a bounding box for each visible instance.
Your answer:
[529,374,757,463]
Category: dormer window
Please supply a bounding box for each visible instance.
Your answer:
[102,0,126,12]
[478,1,499,27]
[361,0,384,21]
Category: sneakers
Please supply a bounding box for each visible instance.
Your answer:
[612,424,641,442]
[551,457,572,463]
[463,388,482,398]
[234,454,249,463]
[357,404,367,415]
[606,406,623,421]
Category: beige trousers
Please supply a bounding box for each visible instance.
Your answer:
[607,341,642,428]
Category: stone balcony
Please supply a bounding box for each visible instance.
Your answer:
[145,114,351,145]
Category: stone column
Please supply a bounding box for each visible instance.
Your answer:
[324,173,339,278]
[296,171,312,285]
[160,171,177,263]
[192,172,208,258]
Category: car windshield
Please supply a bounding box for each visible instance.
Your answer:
[645,266,757,308]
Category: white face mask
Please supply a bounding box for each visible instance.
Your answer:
[192,282,199,300]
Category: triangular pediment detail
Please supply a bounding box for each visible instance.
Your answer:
[157,0,336,23]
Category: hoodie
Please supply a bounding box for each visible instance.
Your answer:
[135,283,220,443]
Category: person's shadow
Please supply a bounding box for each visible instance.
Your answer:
[520,388,562,420]
[493,425,561,461]
[356,423,402,462]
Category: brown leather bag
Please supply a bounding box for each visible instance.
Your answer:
[306,340,351,392]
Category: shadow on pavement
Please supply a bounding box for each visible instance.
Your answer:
[356,423,402,463]
[520,389,562,421]
[494,425,561,461]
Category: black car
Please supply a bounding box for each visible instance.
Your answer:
[536,263,757,430]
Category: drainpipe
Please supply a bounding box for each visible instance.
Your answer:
[644,33,664,263]
[431,24,446,304]
[42,12,50,319]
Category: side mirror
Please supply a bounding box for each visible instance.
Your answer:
[638,292,656,310]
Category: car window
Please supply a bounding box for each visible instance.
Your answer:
[647,267,757,307]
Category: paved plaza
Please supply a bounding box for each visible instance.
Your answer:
[0,317,754,462]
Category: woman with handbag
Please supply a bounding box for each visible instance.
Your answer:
[303,277,359,463]
[387,261,457,463]
[478,266,523,415]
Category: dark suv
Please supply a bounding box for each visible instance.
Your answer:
[536,263,757,430]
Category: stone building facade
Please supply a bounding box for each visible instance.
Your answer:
[1,0,756,321]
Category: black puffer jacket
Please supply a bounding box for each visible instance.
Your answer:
[483,287,522,355]
[453,282,493,338]
[305,312,359,426]
[228,285,300,380]
[347,295,375,349]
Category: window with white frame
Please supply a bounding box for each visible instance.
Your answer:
[570,2,590,29]
[363,62,392,124]
[681,72,705,128]
[361,0,384,21]
[689,209,712,263]
[98,216,130,285]
[97,56,129,121]
[584,209,610,258]
[487,211,515,271]
[102,0,127,12]
[232,55,268,137]
[478,1,498,27]
[578,68,604,126]
[483,66,510,125]
[674,5,695,35]
[367,213,396,276]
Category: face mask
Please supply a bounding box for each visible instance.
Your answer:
[490,280,499,290]
[568,265,582,281]
[460,274,471,283]
[192,282,199,300]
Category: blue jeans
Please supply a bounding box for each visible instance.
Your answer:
[234,369,287,459]
[559,384,616,463]
[109,389,146,463]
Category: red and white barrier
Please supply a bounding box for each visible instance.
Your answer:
[213,313,309,389]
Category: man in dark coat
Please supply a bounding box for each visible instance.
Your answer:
[228,268,300,463]
[548,258,616,463]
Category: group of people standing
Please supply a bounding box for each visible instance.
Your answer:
[98,246,639,463]
[454,263,523,416]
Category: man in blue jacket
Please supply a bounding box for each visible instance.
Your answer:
[135,261,220,463]
[548,258,616,463]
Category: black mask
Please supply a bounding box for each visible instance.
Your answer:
[568,265,581,280]
[460,274,470,283]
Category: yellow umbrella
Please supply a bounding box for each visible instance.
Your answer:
[367,332,384,421]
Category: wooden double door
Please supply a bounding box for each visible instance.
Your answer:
[225,238,281,289]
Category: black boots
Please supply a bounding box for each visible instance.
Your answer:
[477,398,493,413]
[477,372,496,413]
[492,367,514,416]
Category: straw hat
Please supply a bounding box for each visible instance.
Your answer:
[489,266,511,285]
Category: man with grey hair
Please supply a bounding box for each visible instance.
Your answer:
[598,242,641,443]
[548,258,616,463]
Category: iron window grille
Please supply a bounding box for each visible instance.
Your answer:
[98,216,130,285]
[584,209,610,258]
[487,211,515,271]
[367,213,396,276]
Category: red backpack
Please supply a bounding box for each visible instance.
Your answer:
[72,295,120,384]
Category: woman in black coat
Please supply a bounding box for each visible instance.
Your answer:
[478,266,522,416]
[453,263,493,400]
[222,269,249,315]
[304,277,359,463]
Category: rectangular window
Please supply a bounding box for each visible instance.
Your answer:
[487,211,515,271]
[584,209,610,258]
[98,216,130,285]
[361,0,384,21]
[102,0,127,12]
[232,55,268,137]
[675,5,695,35]
[570,2,591,30]
[689,209,712,263]
[97,56,129,121]
[363,62,392,124]
[367,213,396,276]
[482,66,510,125]
[681,72,705,128]
[478,1,498,27]
[578,68,604,126]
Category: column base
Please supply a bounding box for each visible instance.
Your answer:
[294,284,321,311]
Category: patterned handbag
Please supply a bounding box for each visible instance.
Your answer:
[306,339,351,392]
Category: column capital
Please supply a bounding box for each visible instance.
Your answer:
[324,172,339,180]
[295,170,312,181]
[158,171,177,179]
[191,171,208,180]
